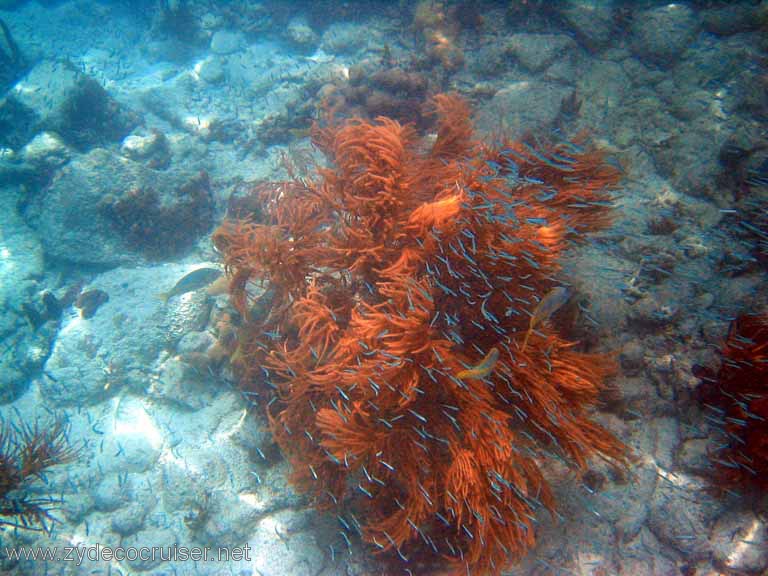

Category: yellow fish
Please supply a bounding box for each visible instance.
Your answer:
[456,347,500,380]
[521,286,571,352]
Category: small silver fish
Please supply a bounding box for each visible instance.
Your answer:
[157,267,223,303]
[521,286,571,352]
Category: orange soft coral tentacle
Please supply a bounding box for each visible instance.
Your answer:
[216,93,628,576]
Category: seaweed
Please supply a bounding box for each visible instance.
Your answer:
[0,415,78,533]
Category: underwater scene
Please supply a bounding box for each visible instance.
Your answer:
[0,0,767,575]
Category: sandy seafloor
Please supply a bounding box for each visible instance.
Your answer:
[0,1,767,575]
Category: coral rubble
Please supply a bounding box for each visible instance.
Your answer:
[213,94,627,575]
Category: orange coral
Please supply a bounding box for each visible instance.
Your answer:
[213,94,627,575]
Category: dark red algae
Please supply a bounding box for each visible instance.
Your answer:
[695,313,768,493]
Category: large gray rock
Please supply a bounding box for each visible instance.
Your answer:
[210,30,244,55]
[20,131,71,170]
[647,474,720,561]
[559,0,617,51]
[676,438,712,475]
[0,186,44,309]
[25,148,213,266]
[2,60,138,151]
[235,510,329,576]
[630,4,700,67]
[286,17,319,49]
[197,55,225,84]
[475,81,572,137]
[38,263,214,406]
[711,509,768,574]
[506,33,576,72]
[0,185,53,403]
[702,3,764,36]
[321,22,378,54]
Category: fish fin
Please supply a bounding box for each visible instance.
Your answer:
[156,292,170,304]
[520,325,534,353]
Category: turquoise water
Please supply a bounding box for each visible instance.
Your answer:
[0,1,766,575]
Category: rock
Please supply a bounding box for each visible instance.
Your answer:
[612,375,652,415]
[475,81,572,137]
[25,149,212,266]
[577,58,632,114]
[702,4,762,36]
[200,12,223,32]
[60,492,94,525]
[110,503,148,536]
[0,186,48,403]
[506,33,576,72]
[196,55,225,84]
[239,510,328,576]
[711,509,768,574]
[628,295,679,328]
[647,475,720,561]
[210,30,244,55]
[652,417,680,470]
[647,352,697,402]
[321,22,373,54]
[588,455,657,539]
[163,289,212,342]
[0,187,44,307]
[559,0,617,51]
[6,60,138,151]
[619,340,645,374]
[121,529,177,571]
[286,17,319,48]
[0,148,16,163]
[676,438,713,475]
[120,130,171,169]
[176,330,216,355]
[152,398,302,545]
[620,527,680,576]
[142,38,195,64]
[20,131,71,169]
[649,124,721,198]
[93,477,130,512]
[150,353,216,411]
[39,264,213,405]
[630,4,699,68]
[620,56,668,87]
[92,397,164,473]
[24,290,62,328]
